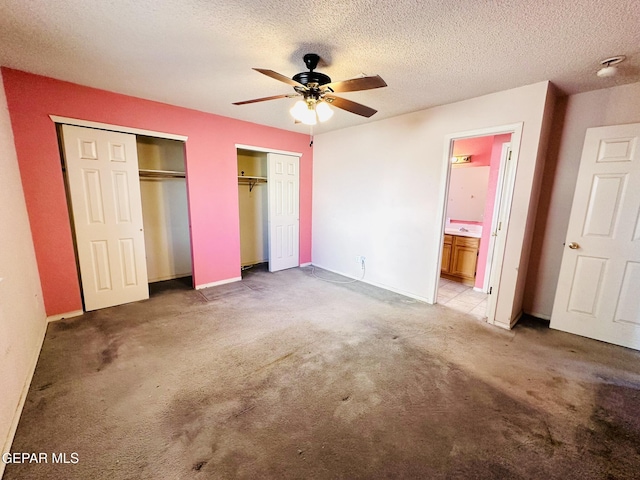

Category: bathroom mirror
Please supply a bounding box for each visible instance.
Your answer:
[446,166,490,222]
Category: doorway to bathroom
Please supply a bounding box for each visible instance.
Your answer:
[436,129,517,323]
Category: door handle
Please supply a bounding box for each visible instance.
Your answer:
[568,242,580,249]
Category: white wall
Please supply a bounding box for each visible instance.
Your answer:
[524,82,640,318]
[313,81,553,327]
[0,72,47,475]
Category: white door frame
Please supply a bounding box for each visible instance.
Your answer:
[50,116,188,141]
[235,143,303,158]
[433,123,523,326]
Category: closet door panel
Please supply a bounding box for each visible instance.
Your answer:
[62,124,149,310]
[268,153,299,272]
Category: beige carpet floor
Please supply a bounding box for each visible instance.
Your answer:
[5,265,640,479]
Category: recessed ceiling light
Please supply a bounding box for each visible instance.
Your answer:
[597,55,626,77]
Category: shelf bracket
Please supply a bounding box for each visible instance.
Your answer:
[238,176,266,192]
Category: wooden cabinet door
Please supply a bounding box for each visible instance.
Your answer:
[451,237,479,280]
[451,245,477,279]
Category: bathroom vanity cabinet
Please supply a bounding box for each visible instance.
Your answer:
[441,234,480,286]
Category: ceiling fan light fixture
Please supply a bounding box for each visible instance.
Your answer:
[316,101,334,122]
[290,100,317,125]
[596,65,618,78]
[596,55,626,78]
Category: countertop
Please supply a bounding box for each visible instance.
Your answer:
[444,228,482,238]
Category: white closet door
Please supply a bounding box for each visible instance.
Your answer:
[550,123,640,350]
[268,153,299,272]
[62,125,149,311]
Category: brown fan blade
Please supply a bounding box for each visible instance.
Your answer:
[322,75,387,93]
[233,94,298,105]
[254,68,305,88]
[324,95,377,118]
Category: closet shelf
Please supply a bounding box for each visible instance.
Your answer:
[139,169,186,178]
[238,176,267,192]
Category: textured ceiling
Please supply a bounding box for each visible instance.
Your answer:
[1,0,639,134]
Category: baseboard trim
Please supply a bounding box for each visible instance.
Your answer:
[310,263,432,304]
[493,320,511,330]
[299,262,312,267]
[47,310,84,323]
[510,310,523,328]
[1,319,47,478]
[195,276,242,290]
[491,309,524,330]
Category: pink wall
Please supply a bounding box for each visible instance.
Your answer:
[2,68,313,316]
[452,136,493,166]
[475,133,511,289]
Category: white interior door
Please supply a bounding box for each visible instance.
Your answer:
[551,123,640,350]
[62,124,149,311]
[486,145,517,324]
[268,153,299,272]
[484,143,511,293]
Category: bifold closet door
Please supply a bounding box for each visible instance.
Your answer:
[61,124,149,311]
[268,153,299,272]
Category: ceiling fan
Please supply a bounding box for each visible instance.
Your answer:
[233,53,387,125]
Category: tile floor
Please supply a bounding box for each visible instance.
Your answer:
[437,277,488,319]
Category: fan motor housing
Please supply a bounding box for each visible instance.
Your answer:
[293,71,331,87]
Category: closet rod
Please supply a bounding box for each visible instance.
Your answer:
[238,176,267,192]
[139,168,186,179]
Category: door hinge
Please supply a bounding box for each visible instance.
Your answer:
[508,150,512,161]
[489,287,492,294]
[498,221,502,230]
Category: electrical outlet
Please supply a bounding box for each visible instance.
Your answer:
[355,256,366,269]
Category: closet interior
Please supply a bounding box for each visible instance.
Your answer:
[137,136,192,283]
[237,148,268,268]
